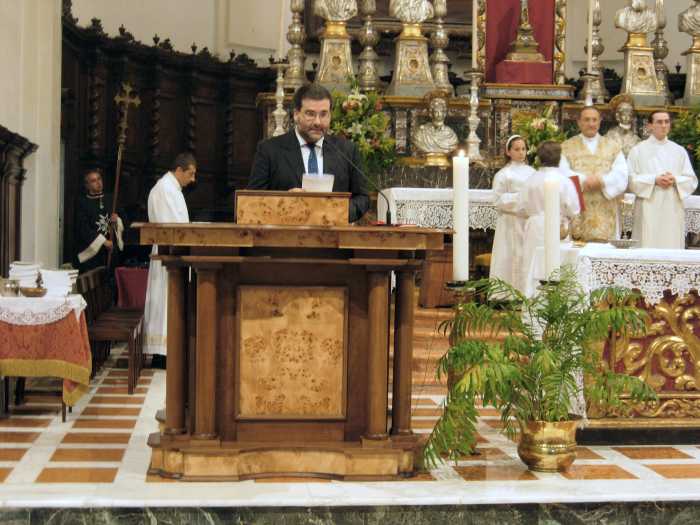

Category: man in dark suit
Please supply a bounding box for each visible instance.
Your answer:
[248,83,369,222]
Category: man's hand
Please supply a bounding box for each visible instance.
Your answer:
[288,187,305,193]
[104,240,113,251]
[110,213,119,224]
[583,173,603,192]
[655,172,675,188]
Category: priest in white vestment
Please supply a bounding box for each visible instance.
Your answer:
[519,142,581,295]
[628,111,698,249]
[560,107,628,241]
[143,153,196,359]
[490,135,536,293]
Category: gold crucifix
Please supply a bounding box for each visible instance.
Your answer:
[114,82,141,146]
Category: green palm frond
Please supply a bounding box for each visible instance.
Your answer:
[423,264,659,466]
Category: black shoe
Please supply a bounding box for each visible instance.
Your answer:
[150,355,167,369]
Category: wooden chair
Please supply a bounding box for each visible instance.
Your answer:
[81,267,145,394]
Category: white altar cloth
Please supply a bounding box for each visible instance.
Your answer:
[380,188,700,235]
[528,244,700,304]
[0,295,87,325]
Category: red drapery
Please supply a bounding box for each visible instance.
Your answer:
[486,0,555,84]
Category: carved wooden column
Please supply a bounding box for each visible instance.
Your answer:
[391,269,415,436]
[365,270,390,441]
[194,266,218,439]
[0,126,37,277]
[164,265,186,435]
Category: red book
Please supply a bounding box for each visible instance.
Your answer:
[569,175,586,213]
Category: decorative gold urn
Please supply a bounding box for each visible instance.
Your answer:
[517,419,578,472]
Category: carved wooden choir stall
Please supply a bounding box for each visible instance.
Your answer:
[136,191,445,480]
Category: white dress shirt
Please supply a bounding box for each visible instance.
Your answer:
[295,128,325,174]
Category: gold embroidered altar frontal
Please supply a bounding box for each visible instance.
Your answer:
[592,290,700,427]
[238,286,348,419]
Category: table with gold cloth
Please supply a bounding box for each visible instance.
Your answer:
[0,295,91,406]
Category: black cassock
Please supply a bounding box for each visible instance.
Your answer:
[74,192,119,273]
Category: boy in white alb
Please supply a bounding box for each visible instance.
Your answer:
[518,141,581,295]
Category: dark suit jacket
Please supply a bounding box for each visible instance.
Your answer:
[248,130,369,222]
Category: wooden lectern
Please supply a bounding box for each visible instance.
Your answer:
[135,190,445,480]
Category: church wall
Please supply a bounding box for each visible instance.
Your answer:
[71,0,217,57]
[566,1,689,80]
[0,0,62,267]
[71,0,292,66]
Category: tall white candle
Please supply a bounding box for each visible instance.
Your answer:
[452,151,470,282]
[471,0,478,69]
[543,173,561,279]
[586,0,594,73]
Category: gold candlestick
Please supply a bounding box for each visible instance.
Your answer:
[505,0,545,62]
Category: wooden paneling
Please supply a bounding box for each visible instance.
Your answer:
[0,126,37,277]
[60,5,274,262]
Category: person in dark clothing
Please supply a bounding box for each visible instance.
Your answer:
[248,83,369,223]
[74,169,124,273]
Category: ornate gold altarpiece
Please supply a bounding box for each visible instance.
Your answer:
[134,215,445,480]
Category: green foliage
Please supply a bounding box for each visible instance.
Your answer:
[668,105,700,170]
[330,82,396,188]
[423,266,658,467]
[511,104,570,167]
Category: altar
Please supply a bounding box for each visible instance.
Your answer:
[134,222,444,480]
[530,243,700,429]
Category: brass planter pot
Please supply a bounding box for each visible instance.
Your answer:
[517,419,579,472]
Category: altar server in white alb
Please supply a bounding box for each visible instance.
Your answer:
[519,141,581,295]
[489,135,535,292]
[628,111,698,249]
[143,153,196,364]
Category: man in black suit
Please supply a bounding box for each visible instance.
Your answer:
[248,83,369,222]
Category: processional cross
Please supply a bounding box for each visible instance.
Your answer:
[107,82,141,266]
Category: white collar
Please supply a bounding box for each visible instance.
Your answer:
[165,171,183,192]
[580,133,600,144]
[295,128,324,149]
[649,135,669,145]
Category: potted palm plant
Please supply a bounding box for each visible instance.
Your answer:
[424,266,658,472]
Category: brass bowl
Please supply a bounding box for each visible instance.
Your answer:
[20,286,47,298]
[609,238,639,249]
[517,419,579,472]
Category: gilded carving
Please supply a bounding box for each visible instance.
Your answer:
[554,0,567,84]
[238,286,348,418]
[598,291,700,419]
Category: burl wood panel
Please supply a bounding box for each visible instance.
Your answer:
[235,191,350,226]
[238,286,348,419]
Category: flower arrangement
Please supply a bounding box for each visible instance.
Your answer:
[668,105,700,171]
[330,83,396,187]
[512,104,568,167]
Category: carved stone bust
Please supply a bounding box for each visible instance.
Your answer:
[615,0,658,34]
[389,0,434,25]
[605,95,641,157]
[412,96,459,156]
[314,0,358,22]
[680,0,700,36]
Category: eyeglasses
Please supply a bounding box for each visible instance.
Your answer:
[301,110,330,121]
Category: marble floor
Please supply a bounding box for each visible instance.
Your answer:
[1,348,700,511]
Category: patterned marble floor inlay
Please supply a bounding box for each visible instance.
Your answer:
[0,339,698,508]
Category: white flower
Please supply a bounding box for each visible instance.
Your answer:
[348,122,363,135]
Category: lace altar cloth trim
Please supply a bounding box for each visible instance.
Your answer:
[576,256,700,305]
[394,200,498,231]
[0,295,86,326]
[386,188,700,234]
